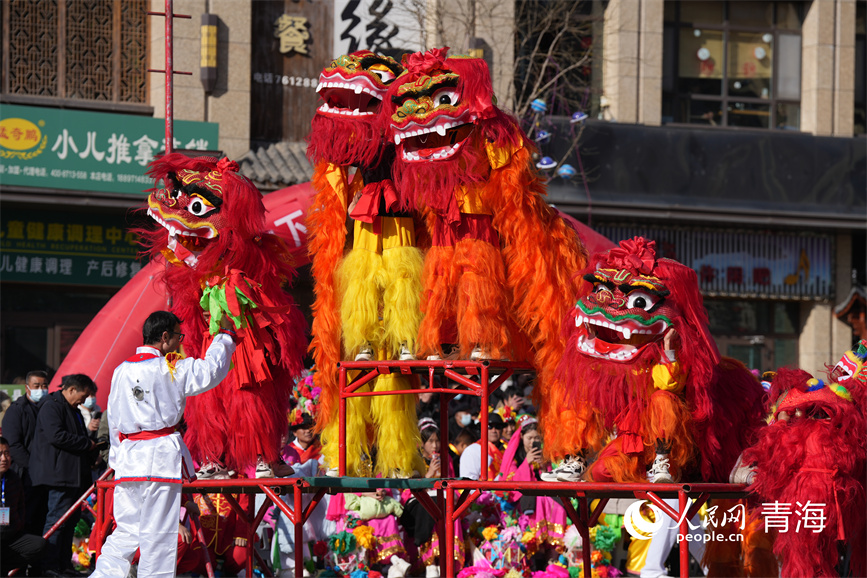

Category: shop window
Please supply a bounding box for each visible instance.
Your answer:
[1,0,148,108]
[662,0,804,129]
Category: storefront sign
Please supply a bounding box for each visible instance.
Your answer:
[0,209,143,287]
[333,0,423,56]
[0,104,218,195]
[597,225,832,300]
[275,14,311,55]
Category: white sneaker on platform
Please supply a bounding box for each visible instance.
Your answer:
[648,454,675,483]
[255,456,274,479]
[541,454,587,482]
[399,343,415,361]
[196,460,229,480]
[426,564,441,577]
[355,344,374,361]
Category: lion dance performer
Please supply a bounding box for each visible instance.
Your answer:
[307,51,426,477]
[734,365,866,578]
[140,154,307,478]
[551,237,765,484]
[384,49,586,450]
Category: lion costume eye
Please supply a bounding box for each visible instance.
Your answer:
[188,195,216,217]
[432,88,459,106]
[626,291,658,311]
[369,66,396,84]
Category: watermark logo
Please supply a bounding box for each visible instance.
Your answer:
[623,499,827,541]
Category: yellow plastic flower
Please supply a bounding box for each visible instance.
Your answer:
[353,525,377,550]
[482,525,499,542]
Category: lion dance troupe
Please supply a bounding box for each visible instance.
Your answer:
[80,48,864,578]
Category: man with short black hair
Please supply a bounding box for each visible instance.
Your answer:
[91,310,237,578]
[0,435,47,575]
[29,373,98,576]
[1,369,49,534]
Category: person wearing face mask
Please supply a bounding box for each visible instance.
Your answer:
[29,373,99,576]
[1,370,49,536]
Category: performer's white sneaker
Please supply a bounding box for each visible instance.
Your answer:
[255,456,274,479]
[399,342,415,361]
[469,346,490,361]
[426,564,441,577]
[426,353,442,361]
[648,453,675,483]
[196,460,229,480]
[355,344,374,361]
[541,454,587,482]
[325,466,340,477]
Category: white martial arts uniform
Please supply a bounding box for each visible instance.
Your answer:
[92,333,236,578]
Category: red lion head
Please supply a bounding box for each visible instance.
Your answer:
[307,50,404,168]
[140,153,269,272]
[383,47,523,214]
[742,368,866,577]
[560,237,763,481]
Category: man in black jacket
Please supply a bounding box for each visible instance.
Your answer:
[1,369,49,535]
[0,436,47,575]
[29,374,98,576]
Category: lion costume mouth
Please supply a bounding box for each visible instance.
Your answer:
[393,117,476,162]
[573,309,669,362]
[316,72,383,117]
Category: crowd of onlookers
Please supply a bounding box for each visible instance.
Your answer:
[1,371,105,576]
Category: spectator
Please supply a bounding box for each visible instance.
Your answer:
[1,369,49,535]
[0,436,47,575]
[287,412,321,464]
[458,411,506,480]
[29,373,98,576]
[451,427,477,477]
[416,390,440,425]
[0,390,11,427]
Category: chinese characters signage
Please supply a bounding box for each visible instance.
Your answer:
[597,225,832,300]
[0,209,143,287]
[0,105,218,195]
[333,0,422,56]
[275,14,311,55]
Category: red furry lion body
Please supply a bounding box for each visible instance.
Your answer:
[138,153,306,472]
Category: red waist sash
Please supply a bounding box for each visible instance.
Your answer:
[119,425,177,442]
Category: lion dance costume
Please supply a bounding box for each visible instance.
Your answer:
[733,347,866,578]
[384,48,586,419]
[307,51,426,477]
[553,237,765,484]
[140,154,306,477]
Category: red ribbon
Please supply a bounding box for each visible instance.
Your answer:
[349,180,399,223]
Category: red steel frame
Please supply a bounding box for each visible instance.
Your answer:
[338,359,534,480]
[91,476,327,578]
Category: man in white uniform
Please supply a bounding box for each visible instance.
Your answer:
[91,310,236,578]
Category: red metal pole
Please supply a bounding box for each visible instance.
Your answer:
[445,483,455,577]
[94,478,107,559]
[580,498,592,578]
[295,482,304,578]
[164,0,173,153]
[679,490,689,578]
[339,365,347,476]
[246,494,254,577]
[480,388,489,481]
